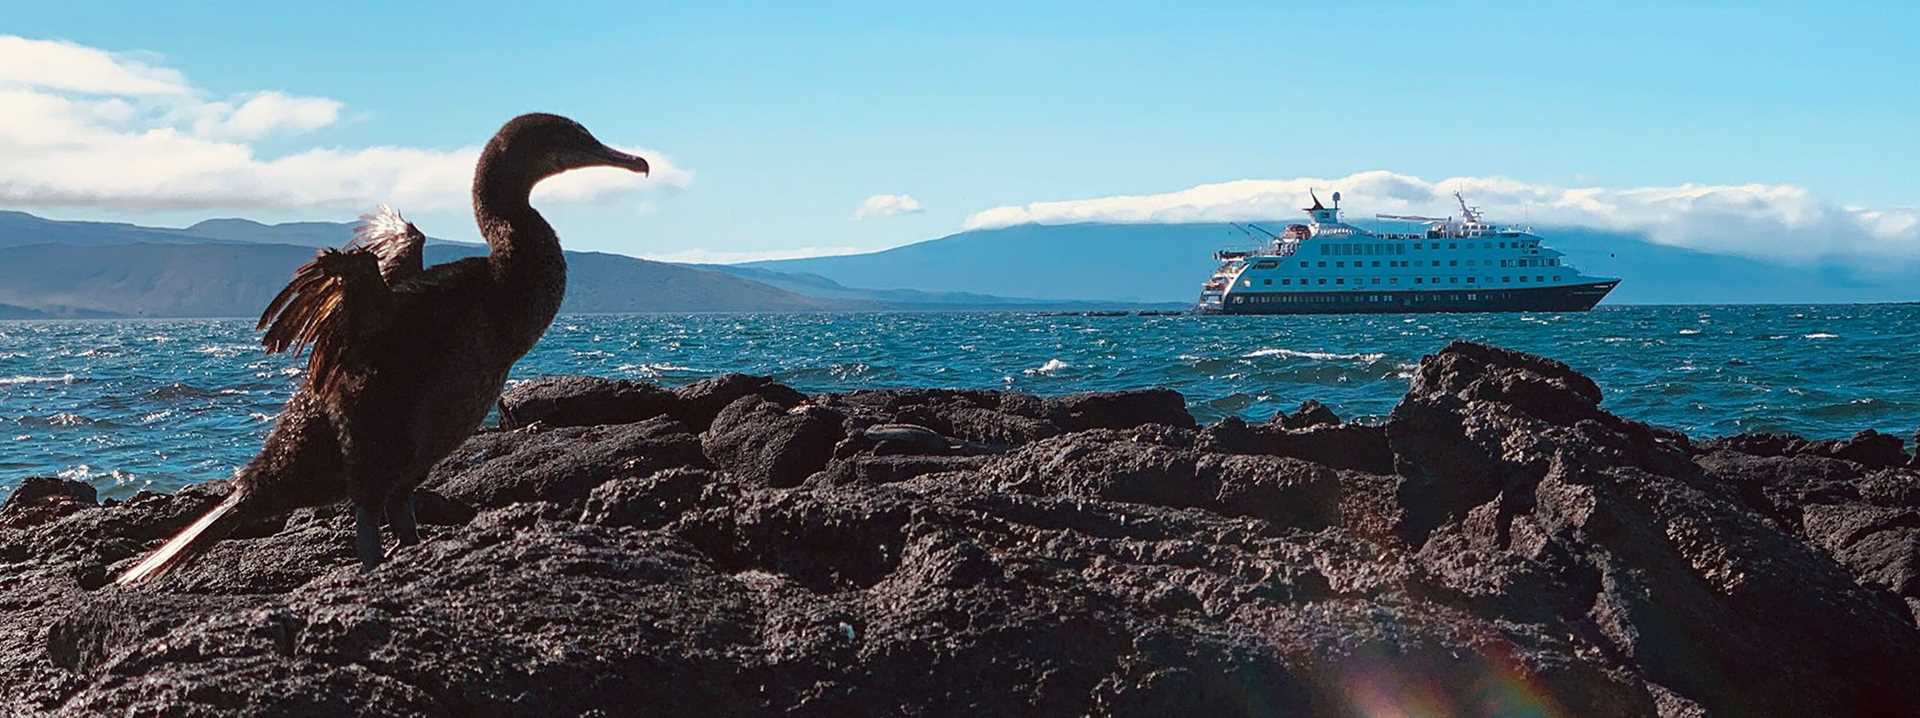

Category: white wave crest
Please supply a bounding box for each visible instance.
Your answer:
[1023,358,1070,376]
[1241,348,1386,362]
[0,373,75,386]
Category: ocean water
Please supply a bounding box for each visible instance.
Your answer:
[3,305,1917,497]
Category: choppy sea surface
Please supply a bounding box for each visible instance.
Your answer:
[3,305,1917,497]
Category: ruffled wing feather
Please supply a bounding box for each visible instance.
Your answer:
[257,206,423,392]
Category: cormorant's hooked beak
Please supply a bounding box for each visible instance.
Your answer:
[593,144,650,175]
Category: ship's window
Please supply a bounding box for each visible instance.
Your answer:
[1448,243,1457,249]
[1371,261,1381,267]
[1390,277,1398,284]
[1467,277,1476,283]
[1499,242,1506,248]
[1336,278,1345,285]
[1319,245,1329,255]
[1555,275,1563,281]
[1282,279,1291,285]
[1503,277,1511,283]
[1414,278,1422,284]
[1449,260,1458,267]
[1318,279,1327,285]
[1300,262,1308,268]
[1371,278,1381,284]
[1450,277,1459,284]
[1466,260,1476,266]
[1413,243,1423,249]
[1254,260,1278,269]
[1537,276,1545,282]
[1335,261,1344,268]
[1519,276,1527,282]
[1263,279,1272,285]
[1317,261,1326,268]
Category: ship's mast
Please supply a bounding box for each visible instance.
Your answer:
[1454,191,1484,225]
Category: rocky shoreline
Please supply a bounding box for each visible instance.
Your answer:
[3,341,1918,715]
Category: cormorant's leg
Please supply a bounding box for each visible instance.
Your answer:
[498,398,516,430]
[386,491,420,548]
[354,503,384,569]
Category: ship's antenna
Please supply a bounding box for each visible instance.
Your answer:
[1243,223,1282,240]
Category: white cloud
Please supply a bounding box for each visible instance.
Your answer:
[642,246,867,265]
[0,36,187,95]
[852,193,924,220]
[963,170,1920,264]
[0,35,690,213]
[194,92,343,139]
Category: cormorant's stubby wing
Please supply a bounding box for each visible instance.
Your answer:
[258,206,417,393]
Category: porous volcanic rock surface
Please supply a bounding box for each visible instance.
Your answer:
[4,341,1919,716]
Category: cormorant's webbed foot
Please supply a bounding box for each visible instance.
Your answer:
[354,504,384,570]
[386,491,420,548]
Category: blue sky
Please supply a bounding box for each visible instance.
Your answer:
[4,2,1916,262]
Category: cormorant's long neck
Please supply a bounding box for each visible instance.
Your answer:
[472,150,567,355]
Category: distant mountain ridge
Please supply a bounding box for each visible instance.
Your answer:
[0,212,871,317]
[180,217,475,248]
[0,211,1179,318]
[746,222,1920,305]
[693,264,1152,308]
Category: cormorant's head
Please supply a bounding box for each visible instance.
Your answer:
[484,113,651,186]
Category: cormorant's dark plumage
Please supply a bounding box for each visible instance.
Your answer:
[117,113,650,585]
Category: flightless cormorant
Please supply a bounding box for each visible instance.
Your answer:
[117,113,650,585]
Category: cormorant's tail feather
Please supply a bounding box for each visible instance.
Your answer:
[115,485,249,587]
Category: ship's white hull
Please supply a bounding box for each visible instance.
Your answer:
[1196,280,1618,315]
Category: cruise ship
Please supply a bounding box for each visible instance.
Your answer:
[1194,191,1618,314]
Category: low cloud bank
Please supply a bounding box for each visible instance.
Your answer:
[964,170,1919,264]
